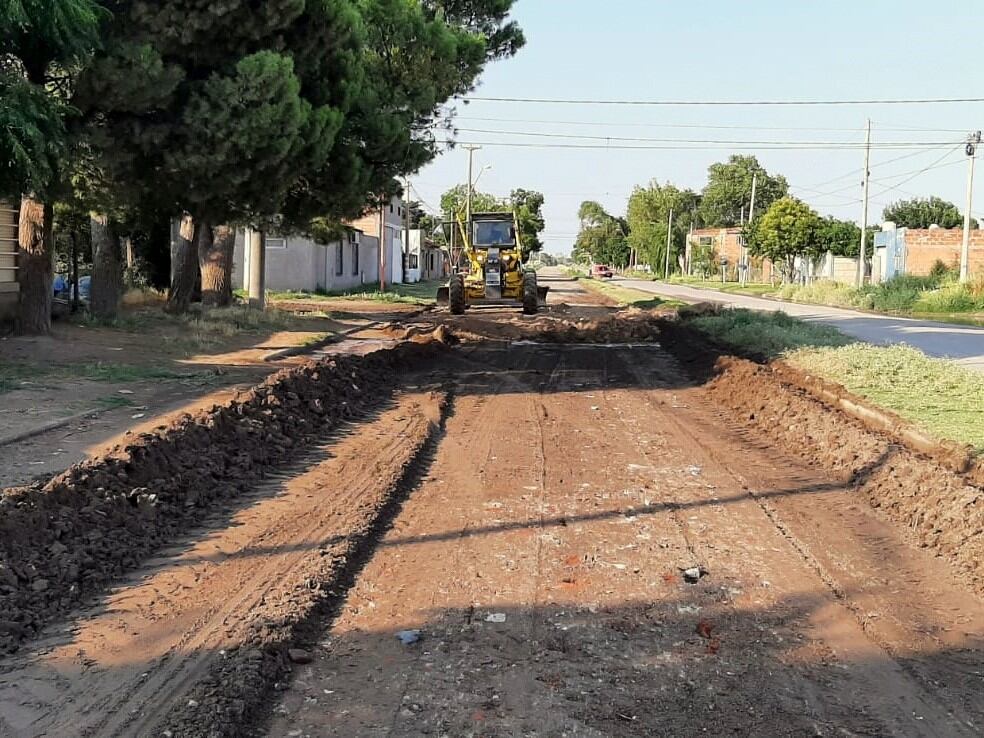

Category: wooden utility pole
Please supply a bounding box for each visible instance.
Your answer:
[960,132,981,283]
[664,208,674,280]
[857,119,871,288]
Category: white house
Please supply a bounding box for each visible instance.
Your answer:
[347,194,405,285]
[231,194,412,295]
[405,230,447,283]
[232,228,380,294]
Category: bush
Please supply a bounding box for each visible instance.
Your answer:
[929,259,951,281]
[914,283,984,313]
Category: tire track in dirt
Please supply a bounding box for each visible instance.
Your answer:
[0,389,448,737]
[612,347,983,736]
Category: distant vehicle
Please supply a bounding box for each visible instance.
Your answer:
[591,264,613,279]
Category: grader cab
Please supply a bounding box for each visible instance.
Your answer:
[436,211,548,315]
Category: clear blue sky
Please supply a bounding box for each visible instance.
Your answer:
[411,0,984,256]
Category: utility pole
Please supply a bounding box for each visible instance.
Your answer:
[463,145,481,242]
[960,131,981,283]
[743,173,757,285]
[664,208,674,280]
[404,177,411,281]
[857,119,872,288]
[378,199,386,291]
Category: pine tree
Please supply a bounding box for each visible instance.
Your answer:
[1,0,105,333]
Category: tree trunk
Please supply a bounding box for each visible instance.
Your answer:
[166,214,198,314]
[199,223,235,307]
[124,236,135,287]
[90,213,123,319]
[16,196,53,335]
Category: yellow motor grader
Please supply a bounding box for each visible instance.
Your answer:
[436,211,548,314]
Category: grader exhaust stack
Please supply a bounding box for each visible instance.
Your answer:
[436,211,548,314]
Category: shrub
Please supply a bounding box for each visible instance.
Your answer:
[914,283,984,313]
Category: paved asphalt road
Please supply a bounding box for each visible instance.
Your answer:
[617,277,984,372]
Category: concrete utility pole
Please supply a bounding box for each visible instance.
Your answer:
[463,145,481,240]
[247,228,265,309]
[404,177,411,279]
[743,173,757,285]
[961,131,981,283]
[664,208,674,280]
[857,119,872,288]
[378,199,386,291]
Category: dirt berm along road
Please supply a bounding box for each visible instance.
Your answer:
[1,271,982,737]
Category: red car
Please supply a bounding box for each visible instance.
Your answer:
[591,264,613,279]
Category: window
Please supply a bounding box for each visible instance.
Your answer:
[698,236,713,246]
[408,253,419,270]
[389,203,394,213]
[335,242,344,275]
[351,242,359,275]
[266,237,287,249]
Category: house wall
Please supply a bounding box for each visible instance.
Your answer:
[688,227,774,281]
[233,231,380,294]
[346,195,405,284]
[0,200,19,321]
[899,228,984,276]
[422,247,445,281]
[404,230,447,283]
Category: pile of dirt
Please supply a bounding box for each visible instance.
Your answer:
[705,357,984,595]
[0,339,447,653]
[408,307,665,345]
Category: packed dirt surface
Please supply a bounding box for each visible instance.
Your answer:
[1,271,982,737]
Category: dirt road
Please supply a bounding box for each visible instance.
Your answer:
[1,274,982,737]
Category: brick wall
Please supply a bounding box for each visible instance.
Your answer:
[688,227,774,281]
[902,228,984,276]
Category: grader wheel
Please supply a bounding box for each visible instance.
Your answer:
[449,273,466,315]
[522,271,539,315]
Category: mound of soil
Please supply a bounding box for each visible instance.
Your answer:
[0,340,447,653]
[414,307,666,345]
[705,357,984,595]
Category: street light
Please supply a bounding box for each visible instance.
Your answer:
[472,164,493,190]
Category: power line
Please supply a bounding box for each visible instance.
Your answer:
[868,149,966,199]
[465,95,984,107]
[453,126,955,149]
[444,114,970,135]
[437,138,955,152]
[794,145,961,191]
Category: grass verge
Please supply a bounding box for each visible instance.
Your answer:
[0,361,217,395]
[668,275,778,297]
[578,277,686,309]
[683,308,984,452]
[266,280,440,305]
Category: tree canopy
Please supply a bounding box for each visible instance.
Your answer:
[699,155,788,228]
[882,196,977,230]
[0,0,106,199]
[747,196,821,279]
[626,181,699,273]
[816,216,860,257]
[574,200,629,267]
[439,184,545,255]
